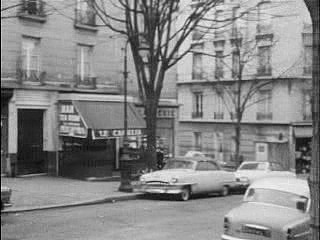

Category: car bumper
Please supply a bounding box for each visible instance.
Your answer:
[221,234,247,240]
[133,184,186,194]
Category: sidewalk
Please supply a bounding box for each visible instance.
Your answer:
[1,175,140,213]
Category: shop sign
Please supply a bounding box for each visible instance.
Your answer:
[93,129,142,139]
[137,107,176,119]
[59,102,87,138]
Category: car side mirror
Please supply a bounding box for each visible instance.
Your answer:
[296,200,307,212]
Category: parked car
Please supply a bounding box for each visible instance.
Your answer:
[134,157,237,201]
[234,161,296,191]
[1,185,12,210]
[222,177,310,240]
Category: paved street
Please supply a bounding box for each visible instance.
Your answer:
[1,194,242,240]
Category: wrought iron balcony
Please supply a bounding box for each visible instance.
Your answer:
[192,112,203,118]
[214,112,224,120]
[20,0,45,17]
[256,112,273,120]
[74,75,97,88]
[75,9,96,26]
[303,66,312,75]
[257,66,272,76]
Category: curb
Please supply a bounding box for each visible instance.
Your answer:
[1,194,141,214]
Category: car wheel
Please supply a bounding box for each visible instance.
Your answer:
[220,186,229,197]
[179,187,191,201]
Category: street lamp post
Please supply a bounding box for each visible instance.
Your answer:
[118,39,133,192]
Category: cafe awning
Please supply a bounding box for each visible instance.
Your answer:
[293,125,313,138]
[59,100,145,139]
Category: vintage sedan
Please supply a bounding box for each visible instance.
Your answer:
[222,177,310,240]
[134,157,236,201]
[234,161,296,190]
[1,185,12,211]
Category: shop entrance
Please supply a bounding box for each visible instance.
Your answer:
[17,109,45,175]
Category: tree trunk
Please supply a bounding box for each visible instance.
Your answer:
[144,96,158,170]
[234,115,242,168]
[309,6,320,240]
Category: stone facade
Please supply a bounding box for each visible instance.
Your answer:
[176,0,312,171]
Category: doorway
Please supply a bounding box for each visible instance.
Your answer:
[17,109,45,175]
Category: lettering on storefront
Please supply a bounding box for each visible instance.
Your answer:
[59,102,87,138]
[137,107,176,119]
[93,129,142,139]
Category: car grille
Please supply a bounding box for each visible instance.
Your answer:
[146,181,170,186]
[241,224,271,238]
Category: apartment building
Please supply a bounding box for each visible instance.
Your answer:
[177,0,312,172]
[1,0,178,178]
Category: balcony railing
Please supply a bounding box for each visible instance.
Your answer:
[256,112,273,120]
[192,30,203,41]
[192,71,203,80]
[256,24,273,35]
[214,112,224,120]
[192,112,203,118]
[74,75,97,88]
[75,9,96,26]
[257,66,272,76]
[215,69,224,79]
[20,0,45,17]
[17,69,46,84]
[303,113,312,121]
[303,66,312,75]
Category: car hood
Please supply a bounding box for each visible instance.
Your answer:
[226,202,308,229]
[140,169,194,182]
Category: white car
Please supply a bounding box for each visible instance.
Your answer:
[134,157,236,201]
[234,161,296,190]
[222,177,310,240]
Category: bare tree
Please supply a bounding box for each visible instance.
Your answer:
[89,0,238,169]
[303,1,319,239]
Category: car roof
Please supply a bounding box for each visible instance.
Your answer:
[172,156,215,162]
[249,177,309,197]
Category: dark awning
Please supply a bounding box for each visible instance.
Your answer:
[59,100,145,139]
[294,126,312,138]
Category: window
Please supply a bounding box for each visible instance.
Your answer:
[76,0,96,26]
[196,161,208,171]
[21,37,41,80]
[192,44,203,80]
[257,1,272,34]
[232,50,240,78]
[192,92,203,118]
[192,27,203,41]
[257,90,272,120]
[21,0,45,16]
[194,132,202,151]
[303,90,312,120]
[215,10,224,38]
[231,7,241,38]
[76,44,94,84]
[215,51,224,79]
[257,46,272,75]
[303,33,312,75]
[207,161,220,171]
[214,94,224,119]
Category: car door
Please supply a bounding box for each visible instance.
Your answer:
[192,161,212,194]
[205,161,223,192]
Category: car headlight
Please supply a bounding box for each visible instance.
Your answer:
[139,176,146,183]
[239,177,249,182]
[170,178,178,184]
[223,217,230,234]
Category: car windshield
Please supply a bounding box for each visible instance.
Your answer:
[244,188,309,211]
[163,160,195,170]
[239,162,267,170]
